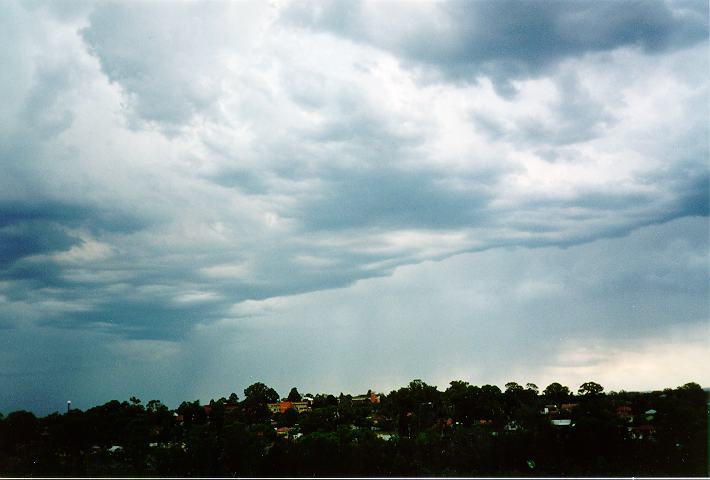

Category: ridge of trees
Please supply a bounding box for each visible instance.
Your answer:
[0,380,706,476]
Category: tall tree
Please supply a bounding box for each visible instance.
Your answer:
[578,381,604,396]
[287,387,302,402]
[543,382,571,405]
[243,382,279,405]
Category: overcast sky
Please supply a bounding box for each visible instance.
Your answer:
[1,0,708,415]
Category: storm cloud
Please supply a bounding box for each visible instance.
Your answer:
[0,0,707,414]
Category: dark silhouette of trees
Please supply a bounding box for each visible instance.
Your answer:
[543,382,571,405]
[578,381,604,396]
[287,387,302,402]
[243,382,279,405]
[0,379,706,476]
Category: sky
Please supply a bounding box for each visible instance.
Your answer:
[0,0,708,415]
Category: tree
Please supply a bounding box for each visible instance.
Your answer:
[505,382,524,393]
[578,381,604,396]
[243,382,279,405]
[5,410,39,449]
[228,392,239,404]
[543,382,571,405]
[525,383,539,394]
[177,400,206,426]
[287,387,302,402]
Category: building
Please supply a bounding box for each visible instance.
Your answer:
[616,405,634,423]
[630,424,655,440]
[551,419,572,427]
[560,403,579,412]
[352,391,381,405]
[267,400,311,414]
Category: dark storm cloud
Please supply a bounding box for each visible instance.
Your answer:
[0,0,707,415]
[656,165,710,218]
[297,166,494,230]
[51,299,227,340]
[284,0,708,84]
[0,201,147,270]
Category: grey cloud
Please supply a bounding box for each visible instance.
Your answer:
[297,166,494,230]
[0,0,707,409]
[284,0,709,85]
[20,63,76,139]
[192,216,709,405]
[0,223,78,270]
[81,3,213,128]
[522,73,614,145]
[0,201,144,271]
[52,299,227,340]
[80,1,268,130]
[7,217,705,415]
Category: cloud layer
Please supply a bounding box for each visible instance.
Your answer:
[0,0,707,413]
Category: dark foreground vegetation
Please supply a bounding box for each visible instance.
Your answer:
[0,380,707,477]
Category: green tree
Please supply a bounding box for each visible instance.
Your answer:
[243,382,279,405]
[242,382,279,424]
[543,382,571,405]
[287,387,302,402]
[578,381,604,396]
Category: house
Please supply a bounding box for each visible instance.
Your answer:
[504,421,521,431]
[630,424,655,440]
[352,391,381,405]
[267,400,311,414]
[560,403,579,412]
[551,419,573,427]
[616,405,634,423]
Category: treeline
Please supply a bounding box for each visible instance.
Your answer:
[0,380,707,476]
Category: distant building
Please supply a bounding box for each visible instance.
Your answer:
[616,405,634,423]
[630,424,656,440]
[560,403,579,412]
[268,400,311,414]
[352,391,381,405]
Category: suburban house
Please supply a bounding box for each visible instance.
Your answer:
[629,424,656,440]
[352,391,381,405]
[616,405,634,423]
[267,400,312,414]
[551,419,573,427]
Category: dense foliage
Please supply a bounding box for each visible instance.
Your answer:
[0,380,706,476]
